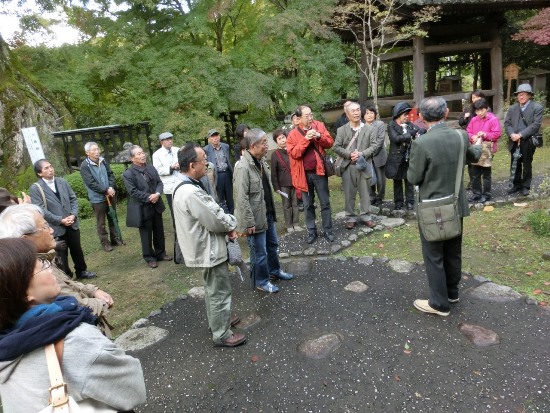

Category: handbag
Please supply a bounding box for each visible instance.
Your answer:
[39,341,117,413]
[471,141,493,168]
[416,131,464,242]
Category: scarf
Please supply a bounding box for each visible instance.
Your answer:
[132,164,157,194]
[0,296,97,361]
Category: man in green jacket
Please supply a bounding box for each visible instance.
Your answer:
[233,128,294,293]
[408,96,481,317]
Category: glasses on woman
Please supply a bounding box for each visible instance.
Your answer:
[34,258,52,276]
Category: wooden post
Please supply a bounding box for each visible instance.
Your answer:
[489,24,504,118]
[393,61,404,96]
[413,37,425,105]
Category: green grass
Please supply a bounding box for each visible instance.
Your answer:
[74,145,550,335]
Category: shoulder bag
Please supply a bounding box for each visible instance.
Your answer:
[519,110,543,148]
[416,130,464,242]
[39,341,117,413]
[334,130,359,177]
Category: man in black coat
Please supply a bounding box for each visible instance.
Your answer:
[504,84,544,196]
[123,145,172,268]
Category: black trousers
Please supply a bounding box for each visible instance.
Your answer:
[57,227,87,277]
[216,171,234,214]
[165,193,175,229]
[510,139,535,189]
[470,165,492,198]
[419,220,463,313]
[139,212,166,263]
[393,178,414,207]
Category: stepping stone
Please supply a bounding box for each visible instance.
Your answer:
[297,333,343,359]
[344,281,369,293]
[285,259,312,275]
[115,326,169,351]
[469,282,522,302]
[458,323,500,347]
[380,217,405,228]
[331,244,342,253]
[348,234,358,242]
[132,318,150,329]
[357,256,374,266]
[188,286,205,299]
[389,259,414,273]
[303,247,316,256]
[341,240,351,247]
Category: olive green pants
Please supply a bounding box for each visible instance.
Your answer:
[203,262,233,342]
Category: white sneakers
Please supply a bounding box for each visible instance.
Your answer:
[413,299,450,317]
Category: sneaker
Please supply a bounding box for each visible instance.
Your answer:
[307,232,318,244]
[413,299,450,316]
[507,186,521,195]
[256,282,280,293]
[323,232,335,242]
[448,297,460,304]
[76,270,97,279]
[520,188,530,196]
[468,195,481,202]
[293,226,305,232]
[286,227,295,233]
[270,271,294,281]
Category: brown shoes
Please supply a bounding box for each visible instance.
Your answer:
[147,261,158,268]
[230,314,241,327]
[161,255,173,261]
[214,332,247,348]
[102,243,113,252]
[345,221,356,230]
[362,220,376,228]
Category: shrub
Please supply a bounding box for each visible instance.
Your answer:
[110,164,128,200]
[65,172,87,199]
[78,197,93,219]
[525,209,550,237]
[542,126,550,148]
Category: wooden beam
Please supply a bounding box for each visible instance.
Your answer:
[380,49,413,62]
[424,41,493,54]
[413,37,425,104]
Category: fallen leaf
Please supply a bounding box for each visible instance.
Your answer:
[378,243,384,248]
[415,392,422,398]
[394,375,401,381]
[525,272,533,276]
[533,289,542,295]
[403,349,412,355]
[544,282,550,286]
[250,355,259,363]
[473,370,481,376]
[383,233,391,238]
[513,202,528,207]
[404,343,410,350]
[483,206,494,212]
[539,302,547,306]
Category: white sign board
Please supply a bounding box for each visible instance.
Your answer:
[22,127,45,164]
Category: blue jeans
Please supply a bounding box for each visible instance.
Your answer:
[247,213,280,287]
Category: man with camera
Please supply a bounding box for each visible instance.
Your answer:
[287,105,335,244]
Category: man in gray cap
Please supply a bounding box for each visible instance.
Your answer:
[504,84,544,196]
[204,129,234,213]
[153,131,181,223]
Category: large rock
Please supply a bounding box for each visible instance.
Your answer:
[458,323,501,347]
[297,333,343,359]
[115,326,169,351]
[469,282,522,302]
[389,259,415,273]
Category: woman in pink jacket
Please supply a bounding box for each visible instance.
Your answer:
[466,98,501,203]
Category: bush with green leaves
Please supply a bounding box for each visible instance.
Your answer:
[542,126,550,148]
[65,172,87,199]
[77,197,93,219]
[110,164,128,200]
[525,208,550,237]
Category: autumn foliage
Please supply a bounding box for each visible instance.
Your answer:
[512,7,550,45]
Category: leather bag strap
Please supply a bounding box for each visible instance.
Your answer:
[454,130,465,197]
[44,341,71,412]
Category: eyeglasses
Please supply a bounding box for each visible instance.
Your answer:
[303,113,314,118]
[34,258,52,276]
[24,223,50,236]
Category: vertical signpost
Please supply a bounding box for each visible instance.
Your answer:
[503,63,520,105]
[21,127,45,164]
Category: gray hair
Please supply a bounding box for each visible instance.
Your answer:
[84,141,98,152]
[245,128,267,149]
[129,145,143,158]
[345,102,360,114]
[419,96,447,122]
[0,204,43,238]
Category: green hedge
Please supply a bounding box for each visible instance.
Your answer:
[78,197,93,219]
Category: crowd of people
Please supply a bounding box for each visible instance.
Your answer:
[0,86,543,410]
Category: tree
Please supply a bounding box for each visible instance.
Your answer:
[512,7,550,46]
[332,0,440,111]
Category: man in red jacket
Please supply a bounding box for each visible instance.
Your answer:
[287,105,335,244]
